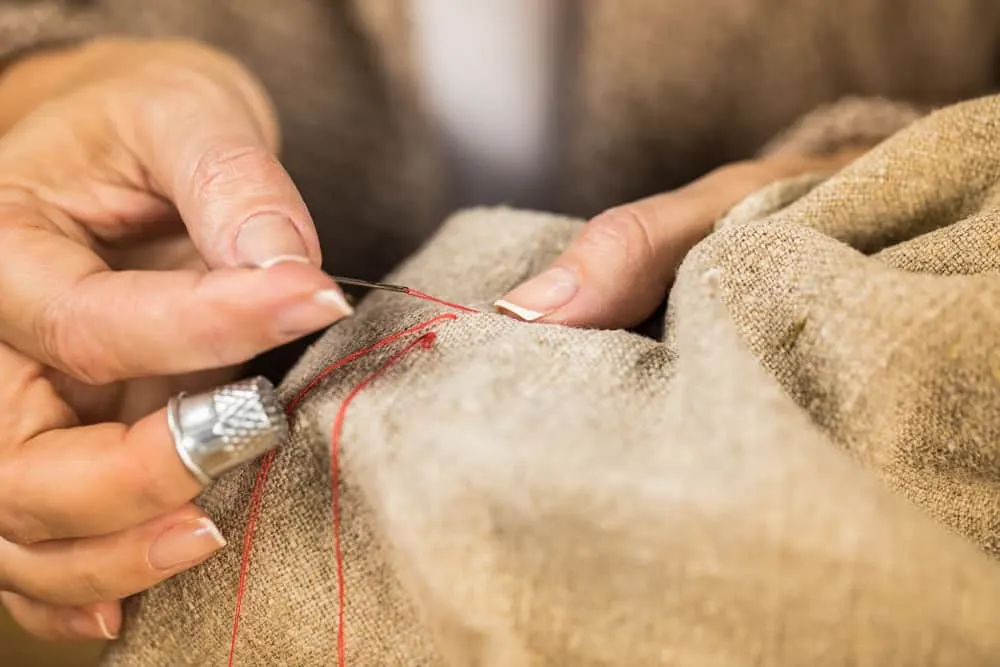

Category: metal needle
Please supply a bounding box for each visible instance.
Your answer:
[330,276,410,294]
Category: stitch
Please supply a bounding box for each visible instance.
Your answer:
[287,313,459,414]
[227,449,275,667]
[329,331,439,665]
[228,312,458,666]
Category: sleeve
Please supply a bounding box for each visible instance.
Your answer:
[758,96,930,158]
[0,1,102,68]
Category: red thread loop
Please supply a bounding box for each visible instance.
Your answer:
[228,301,462,666]
[285,314,457,415]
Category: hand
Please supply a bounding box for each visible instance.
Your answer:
[496,149,867,327]
[0,39,351,641]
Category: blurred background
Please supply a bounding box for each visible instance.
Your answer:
[1,609,103,666]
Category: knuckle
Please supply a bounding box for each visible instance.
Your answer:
[0,508,23,545]
[33,290,110,386]
[190,274,246,366]
[0,543,38,602]
[33,295,68,373]
[202,320,240,367]
[0,510,47,546]
[0,572,27,600]
[0,184,43,214]
[189,144,281,201]
[73,554,116,603]
[583,206,657,271]
[0,461,43,545]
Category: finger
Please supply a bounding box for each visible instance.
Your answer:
[495,155,854,328]
[0,342,244,546]
[0,211,350,383]
[0,505,223,607]
[122,65,321,269]
[0,383,209,543]
[495,188,712,329]
[1,593,119,641]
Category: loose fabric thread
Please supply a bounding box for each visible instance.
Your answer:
[228,293,472,666]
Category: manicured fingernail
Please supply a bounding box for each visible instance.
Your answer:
[148,517,226,571]
[495,267,579,321]
[315,288,353,313]
[275,288,353,336]
[236,214,310,267]
[94,612,117,640]
[67,610,116,640]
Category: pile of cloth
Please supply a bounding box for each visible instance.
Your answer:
[103,95,1000,666]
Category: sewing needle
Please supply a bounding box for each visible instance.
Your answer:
[331,275,481,314]
[331,275,410,294]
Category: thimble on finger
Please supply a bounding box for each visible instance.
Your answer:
[167,376,289,485]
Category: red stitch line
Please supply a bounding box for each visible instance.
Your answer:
[286,314,458,414]
[227,449,274,667]
[330,331,438,666]
[227,312,457,666]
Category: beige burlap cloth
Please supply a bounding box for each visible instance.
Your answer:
[103,95,1000,666]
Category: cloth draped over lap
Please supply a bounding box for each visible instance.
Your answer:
[101,95,1000,666]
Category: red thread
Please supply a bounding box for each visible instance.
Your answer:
[402,288,479,314]
[227,308,461,666]
[330,331,438,665]
[227,449,274,666]
[286,314,458,415]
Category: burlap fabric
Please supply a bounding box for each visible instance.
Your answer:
[102,95,1000,665]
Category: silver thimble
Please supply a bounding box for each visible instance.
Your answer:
[167,376,289,485]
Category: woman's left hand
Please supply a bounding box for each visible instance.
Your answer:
[496,148,868,328]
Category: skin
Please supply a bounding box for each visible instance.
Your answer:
[496,147,868,326]
[0,37,867,642]
[0,38,351,641]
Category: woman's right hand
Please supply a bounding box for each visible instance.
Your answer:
[0,38,350,641]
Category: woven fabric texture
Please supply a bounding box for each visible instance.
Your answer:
[103,94,1000,666]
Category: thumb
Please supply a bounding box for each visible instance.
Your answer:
[496,152,867,329]
[125,62,320,270]
[495,193,711,329]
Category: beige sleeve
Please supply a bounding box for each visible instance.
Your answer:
[0,2,102,70]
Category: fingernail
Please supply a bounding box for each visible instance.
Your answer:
[315,288,353,313]
[495,267,579,322]
[67,610,116,640]
[275,288,353,337]
[94,612,117,640]
[236,214,310,268]
[257,255,311,269]
[148,517,226,571]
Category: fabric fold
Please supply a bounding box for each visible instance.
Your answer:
[104,96,1000,666]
